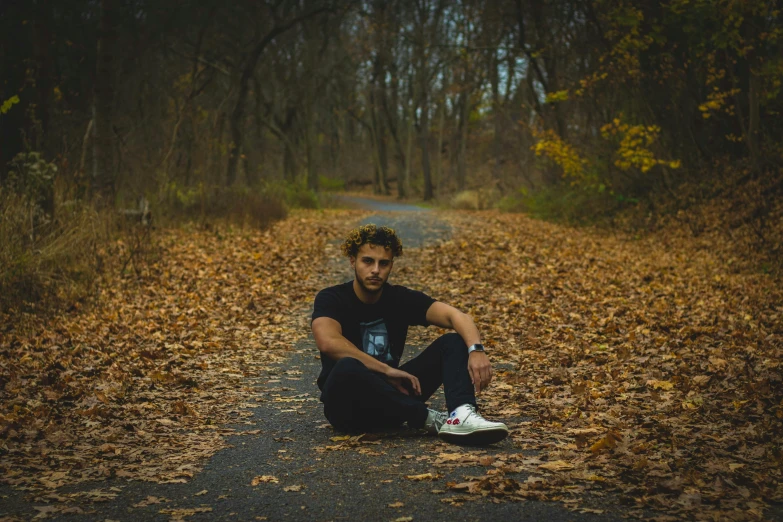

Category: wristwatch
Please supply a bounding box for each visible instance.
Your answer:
[467,343,485,354]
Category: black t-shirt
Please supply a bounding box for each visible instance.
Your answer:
[311,281,436,389]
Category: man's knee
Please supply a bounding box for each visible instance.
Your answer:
[433,332,470,363]
[324,357,370,396]
[439,332,467,350]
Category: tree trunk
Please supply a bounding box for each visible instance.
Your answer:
[400,99,413,199]
[227,79,247,186]
[368,83,384,194]
[419,97,433,200]
[747,69,760,171]
[456,91,469,191]
[489,51,503,183]
[377,115,390,194]
[283,140,297,183]
[209,111,226,185]
[306,119,318,191]
[35,0,52,154]
[92,0,118,204]
[435,100,445,198]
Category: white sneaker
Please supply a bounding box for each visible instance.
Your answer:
[438,404,508,445]
[423,408,448,435]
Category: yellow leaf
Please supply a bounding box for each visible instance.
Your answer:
[405,473,436,481]
[436,452,465,462]
[251,475,278,486]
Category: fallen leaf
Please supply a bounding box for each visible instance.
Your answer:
[133,496,168,508]
[646,379,674,390]
[250,475,278,486]
[538,460,574,471]
[159,507,212,517]
[405,473,437,481]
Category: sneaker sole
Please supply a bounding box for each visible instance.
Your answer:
[438,427,509,446]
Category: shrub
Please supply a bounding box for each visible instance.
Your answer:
[0,188,104,314]
[158,183,287,228]
[450,187,501,210]
[284,182,320,209]
[318,175,345,192]
[498,183,628,225]
[451,190,481,210]
[258,180,321,210]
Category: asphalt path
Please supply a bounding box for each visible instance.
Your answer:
[0,197,625,521]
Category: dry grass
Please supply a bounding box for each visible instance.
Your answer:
[450,187,501,210]
[1,183,291,319]
[158,184,288,229]
[0,190,106,316]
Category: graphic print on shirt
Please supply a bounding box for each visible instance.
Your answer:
[359,318,392,363]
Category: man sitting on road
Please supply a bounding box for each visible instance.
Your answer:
[311,224,508,445]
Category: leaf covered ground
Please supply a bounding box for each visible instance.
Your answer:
[1,209,781,521]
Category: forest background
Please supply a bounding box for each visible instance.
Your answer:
[1,0,782,314]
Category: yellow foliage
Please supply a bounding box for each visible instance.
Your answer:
[545,90,569,103]
[601,118,680,173]
[603,6,652,80]
[1,95,20,115]
[698,88,740,119]
[531,128,588,180]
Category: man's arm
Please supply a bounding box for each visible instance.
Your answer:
[311,317,421,395]
[425,301,493,394]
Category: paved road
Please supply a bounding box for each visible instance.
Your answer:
[0,198,624,521]
[334,195,431,213]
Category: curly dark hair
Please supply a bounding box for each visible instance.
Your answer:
[341,224,403,258]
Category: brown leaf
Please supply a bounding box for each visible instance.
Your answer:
[538,460,574,471]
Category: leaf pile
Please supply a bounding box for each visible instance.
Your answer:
[398,211,782,520]
[0,210,364,492]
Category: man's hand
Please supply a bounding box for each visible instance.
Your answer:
[468,351,492,394]
[384,367,421,396]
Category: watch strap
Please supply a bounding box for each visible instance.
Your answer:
[467,343,485,354]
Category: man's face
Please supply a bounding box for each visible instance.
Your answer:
[350,243,394,293]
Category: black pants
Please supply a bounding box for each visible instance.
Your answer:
[320,333,476,433]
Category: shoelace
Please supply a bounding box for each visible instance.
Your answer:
[461,405,484,424]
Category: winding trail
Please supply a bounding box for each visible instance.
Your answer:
[338,194,452,249]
